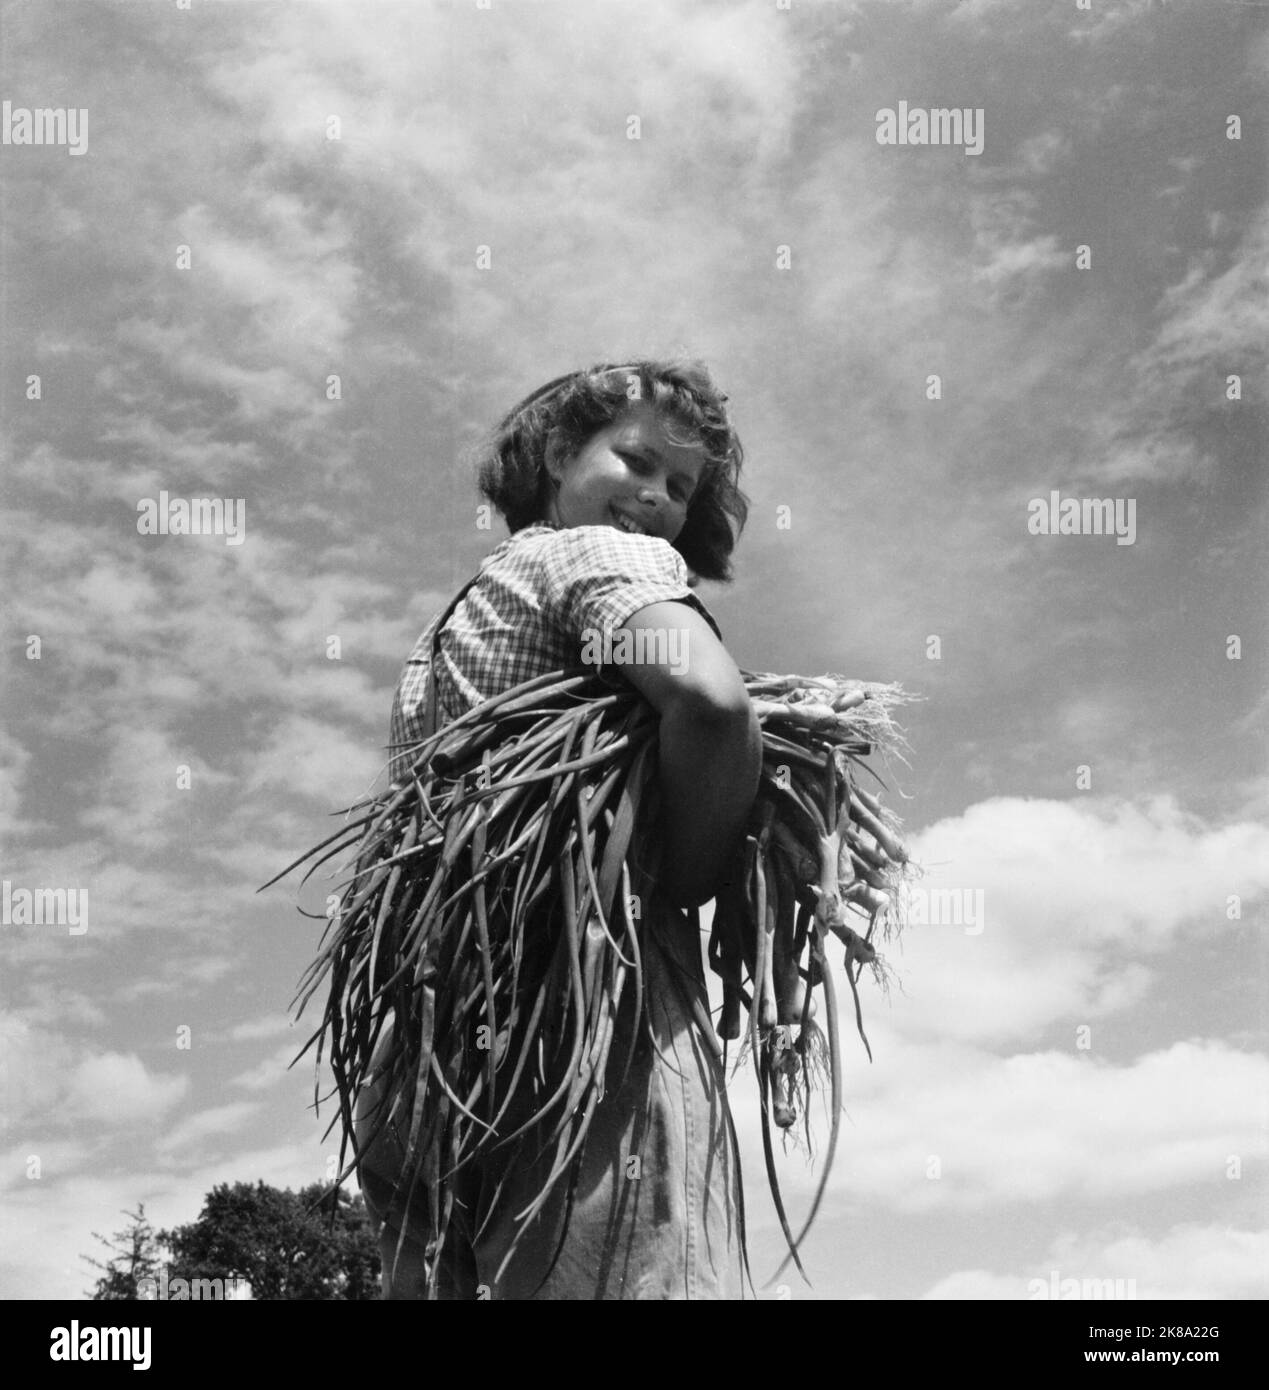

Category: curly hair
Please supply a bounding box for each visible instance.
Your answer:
[475,359,748,582]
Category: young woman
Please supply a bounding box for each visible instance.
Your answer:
[355,359,762,1299]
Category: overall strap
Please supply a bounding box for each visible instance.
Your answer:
[420,572,482,739]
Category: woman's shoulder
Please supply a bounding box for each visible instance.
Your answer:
[492,522,689,586]
[491,524,720,641]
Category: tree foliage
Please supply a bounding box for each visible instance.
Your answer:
[84,1205,162,1300]
[82,1183,380,1300]
[161,1181,380,1300]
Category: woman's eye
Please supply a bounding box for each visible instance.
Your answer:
[618,450,687,503]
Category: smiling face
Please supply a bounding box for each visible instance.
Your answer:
[544,400,706,544]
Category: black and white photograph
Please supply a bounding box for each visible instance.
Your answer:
[1,0,1265,1339]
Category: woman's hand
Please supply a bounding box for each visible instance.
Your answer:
[613,601,761,907]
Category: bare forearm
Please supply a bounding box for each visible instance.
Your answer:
[656,697,761,906]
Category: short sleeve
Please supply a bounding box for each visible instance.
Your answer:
[537,526,722,643]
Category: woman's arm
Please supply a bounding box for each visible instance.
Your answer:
[615,601,761,907]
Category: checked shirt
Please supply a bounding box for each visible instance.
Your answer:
[388,521,719,782]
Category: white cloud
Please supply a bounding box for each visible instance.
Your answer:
[926,1224,1269,1300]
[0,847,256,948]
[0,728,34,840]
[970,189,1069,298]
[0,1018,189,1136]
[923,1268,1026,1299]
[748,1034,1266,1215]
[1069,1225,1269,1301]
[102,192,362,445]
[222,1014,297,1043]
[155,1103,263,1161]
[77,726,235,850]
[915,794,1264,932]
[66,1054,190,1126]
[0,1142,92,1196]
[1071,0,1171,46]
[229,1043,307,1093]
[11,986,108,1031]
[972,233,1068,290]
[883,795,1269,1045]
[1082,217,1269,487]
[244,714,386,805]
[1148,220,1269,379]
[180,194,358,363]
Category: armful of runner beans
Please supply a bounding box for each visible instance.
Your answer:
[266,660,916,1294]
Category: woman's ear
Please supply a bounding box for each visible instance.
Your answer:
[544,435,570,485]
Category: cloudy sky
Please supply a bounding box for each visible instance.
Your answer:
[1,0,1266,1301]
